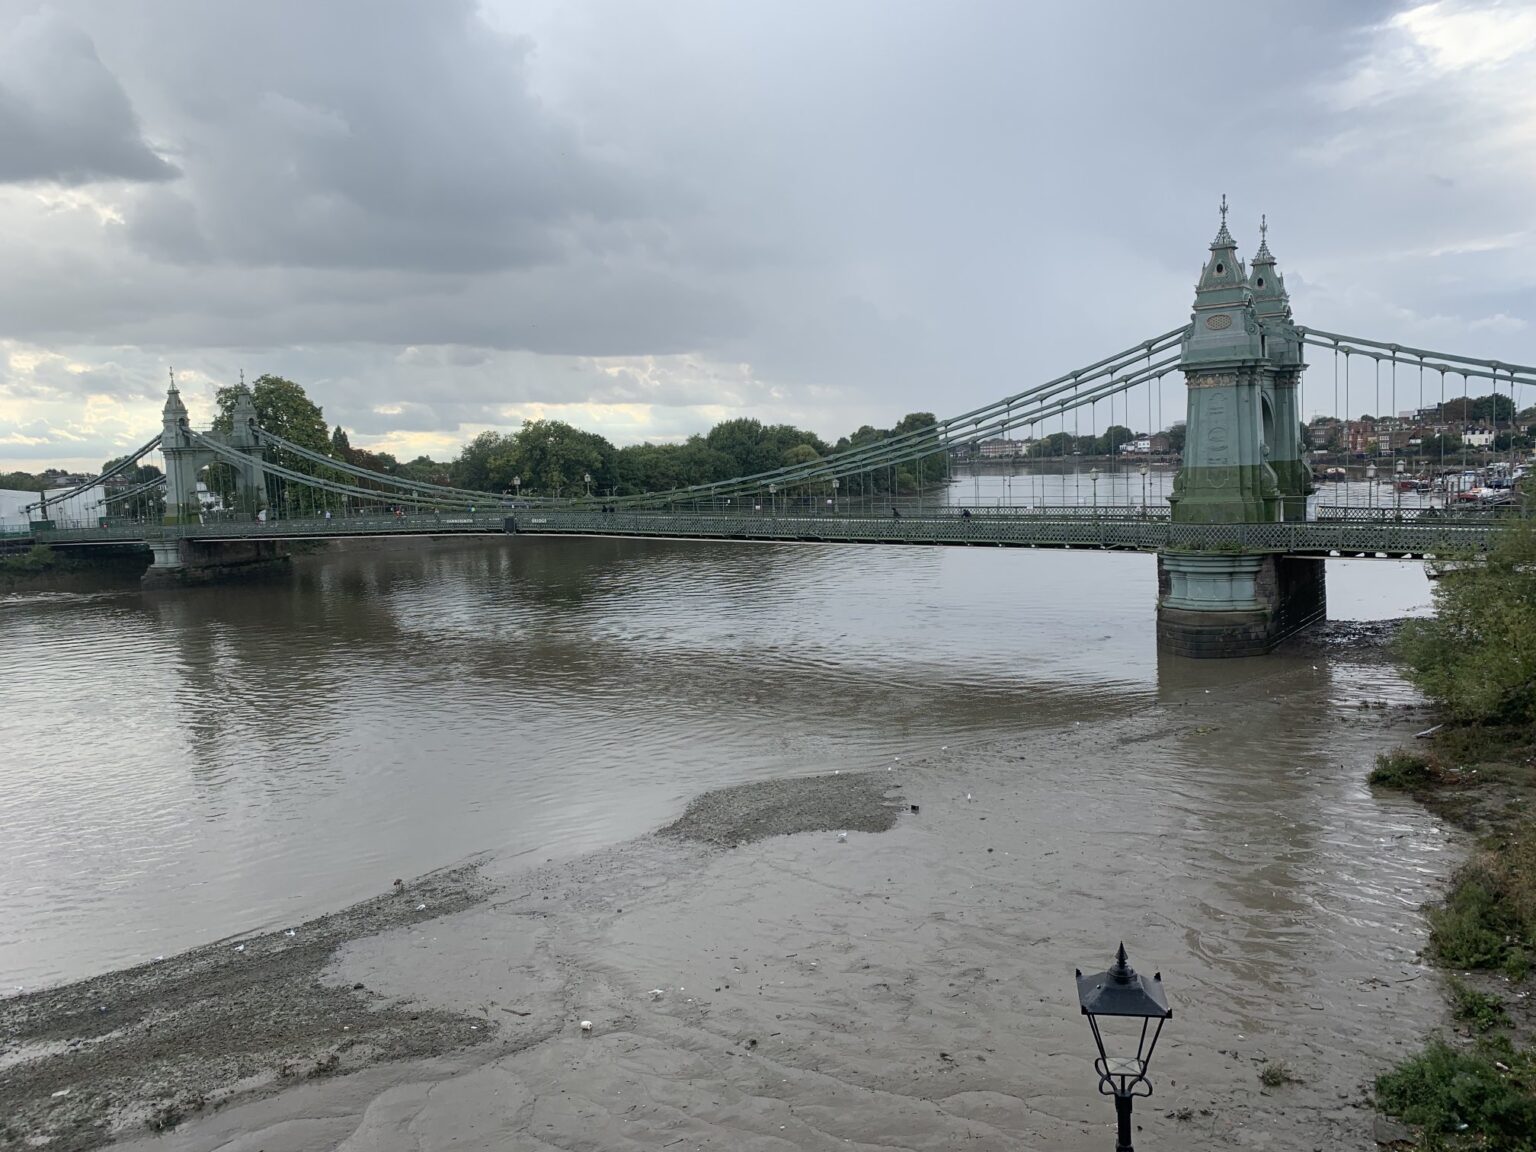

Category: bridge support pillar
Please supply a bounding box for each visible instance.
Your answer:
[1156,551,1325,657]
[1266,373,1311,521]
[143,538,291,588]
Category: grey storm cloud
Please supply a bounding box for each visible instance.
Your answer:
[0,8,175,185]
[1,0,1533,473]
[105,0,643,275]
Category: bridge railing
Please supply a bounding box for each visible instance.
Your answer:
[36,512,515,544]
[510,508,1506,557]
[23,505,1516,558]
[1313,502,1530,523]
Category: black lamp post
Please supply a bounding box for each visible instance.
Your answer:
[1076,943,1173,1152]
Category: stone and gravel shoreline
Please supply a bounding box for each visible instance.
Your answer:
[1,862,497,1151]
[2,773,907,1152]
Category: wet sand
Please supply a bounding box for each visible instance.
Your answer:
[0,864,498,1150]
[4,687,1453,1152]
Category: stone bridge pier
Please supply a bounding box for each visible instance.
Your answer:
[1158,205,1324,657]
[143,538,291,588]
[1156,553,1326,658]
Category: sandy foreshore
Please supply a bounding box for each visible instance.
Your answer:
[4,698,1449,1152]
[2,773,904,1151]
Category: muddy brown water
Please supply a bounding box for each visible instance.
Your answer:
[2,536,1449,1147]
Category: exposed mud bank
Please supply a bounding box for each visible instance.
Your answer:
[1280,617,1406,660]
[660,770,905,847]
[0,773,906,1152]
[0,863,495,1152]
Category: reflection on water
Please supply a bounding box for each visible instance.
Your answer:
[2,536,1435,987]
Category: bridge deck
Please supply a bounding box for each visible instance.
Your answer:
[508,510,1499,557]
[21,508,1513,558]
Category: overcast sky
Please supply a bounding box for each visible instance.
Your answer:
[1,0,1533,472]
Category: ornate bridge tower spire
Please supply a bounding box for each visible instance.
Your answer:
[1168,198,1280,523]
[1248,216,1311,520]
[158,372,268,525]
[161,369,203,524]
[1157,201,1324,657]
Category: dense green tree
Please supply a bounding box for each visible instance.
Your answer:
[453,431,516,492]
[453,421,617,497]
[1029,431,1080,458]
[213,375,330,453]
[0,471,45,492]
[209,375,331,513]
[1164,422,1187,454]
[1416,433,1463,458]
[1397,508,1536,727]
[1494,431,1533,452]
[703,419,830,478]
[1439,394,1515,425]
[400,456,452,485]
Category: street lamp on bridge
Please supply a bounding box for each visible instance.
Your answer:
[1139,462,1149,517]
[512,475,521,502]
[583,472,592,499]
[1090,466,1100,514]
[1076,943,1173,1152]
[831,476,839,512]
[768,482,778,515]
[1365,461,1377,510]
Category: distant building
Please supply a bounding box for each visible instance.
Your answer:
[0,484,109,529]
[1345,418,1376,453]
[1118,433,1171,455]
[976,437,1029,458]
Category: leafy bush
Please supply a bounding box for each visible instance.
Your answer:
[1259,1060,1301,1087]
[0,544,58,574]
[1370,750,1436,790]
[1375,1039,1536,1150]
[1446,978,1509,1032]
[1427,833,1536,978]
[1397,514,1536,728]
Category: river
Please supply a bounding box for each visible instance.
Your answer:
[4,530,1436,996]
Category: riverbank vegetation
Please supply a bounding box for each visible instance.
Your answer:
[1369,505,1536,1149]
[0,544,68,579]
[0,545,149,589]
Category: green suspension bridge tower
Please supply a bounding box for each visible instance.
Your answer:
[1157,200,1325,656]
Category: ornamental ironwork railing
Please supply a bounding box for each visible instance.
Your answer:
[1313,503,1529,523]
[508,509,1504,556]
[27,506,1515,558]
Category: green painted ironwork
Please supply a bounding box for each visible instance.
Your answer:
[33,505,1519,557]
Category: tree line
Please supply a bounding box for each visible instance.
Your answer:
[208,375,947,502]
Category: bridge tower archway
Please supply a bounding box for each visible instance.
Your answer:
[160,377,267,524]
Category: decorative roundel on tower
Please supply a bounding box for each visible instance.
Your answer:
[1205,313,1233,330]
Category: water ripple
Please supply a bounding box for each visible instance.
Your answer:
[1,538,1437,988]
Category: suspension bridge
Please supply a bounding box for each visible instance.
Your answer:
[12,206,1533,656]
